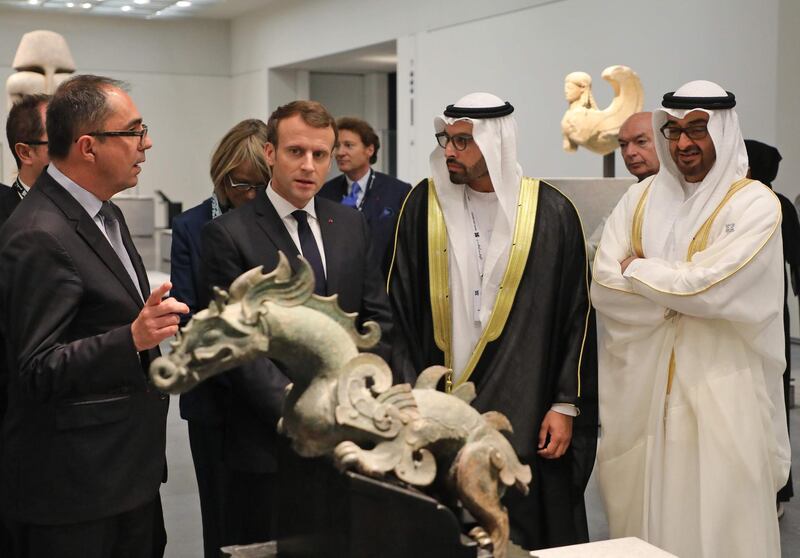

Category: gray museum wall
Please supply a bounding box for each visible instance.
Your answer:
[229,0,796,203]
[0,9,234,221]
[1,0,798,216]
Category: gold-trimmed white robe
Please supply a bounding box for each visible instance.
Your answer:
[591,178,790,558]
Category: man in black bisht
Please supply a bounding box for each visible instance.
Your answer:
[745,138,798,516]
[388,92,597,550]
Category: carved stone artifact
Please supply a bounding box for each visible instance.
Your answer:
[6,30,76,108]
[150,254,532,558]
[560,65,644,156]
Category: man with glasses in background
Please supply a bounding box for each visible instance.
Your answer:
[388,92,597,551]
[592,81,790,558]
[1,93,50,224]
[0,74,188,558]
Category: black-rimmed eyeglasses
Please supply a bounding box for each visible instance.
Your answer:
[435,132,474,151]
[80,124,149,148]
[21,140,48,146]
[660,123,709,142]
[227,175,266,192]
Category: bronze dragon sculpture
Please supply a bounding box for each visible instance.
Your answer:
[149,254,531,558]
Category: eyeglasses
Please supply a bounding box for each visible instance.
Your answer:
[435,132,474,151]
[21,140,48,146]
[81,124,149,148]
[227,175,266,192]
[660,123,709,141]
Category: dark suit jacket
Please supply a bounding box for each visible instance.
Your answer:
[0,170,168,525]
[318,171,411,275]
[0,183,20,428]
[0,183,20,228]
[170,197,229,425]
[199,190,392,473]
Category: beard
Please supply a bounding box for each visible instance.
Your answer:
[446,156,489,185]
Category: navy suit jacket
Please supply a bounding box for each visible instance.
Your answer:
[170,197,213,327]
[199,191,393,473]
[319,170,411,276]
[169,197,230,424]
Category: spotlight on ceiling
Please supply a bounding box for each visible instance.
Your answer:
[66,1,75,5]
[81,2,92,8]
[27,0,39,5]
[134,0,149,4]
[176,0,191,7]
[121,5,132,11]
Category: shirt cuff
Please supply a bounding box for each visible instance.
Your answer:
[550,403,579,417]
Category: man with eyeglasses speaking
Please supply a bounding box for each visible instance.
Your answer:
[592,81,790,558]
[0,75,188,558]
[387,92,597,551]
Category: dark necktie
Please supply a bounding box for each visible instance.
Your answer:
[292,209,327,295]
[98,202,143,302]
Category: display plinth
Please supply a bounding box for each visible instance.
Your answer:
[275,440,482,558]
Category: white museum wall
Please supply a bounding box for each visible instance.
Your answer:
[0,9,234,219]
[231,0,784,188]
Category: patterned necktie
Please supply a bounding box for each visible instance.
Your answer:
[98,202,143,301]
[291,210,327,295]
[341,181,361,208]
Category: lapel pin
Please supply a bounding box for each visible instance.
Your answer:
[328,218,334,224]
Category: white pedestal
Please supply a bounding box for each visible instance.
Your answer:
[530,537,677,558]
[543,177,635,239]
[112,195,155,237]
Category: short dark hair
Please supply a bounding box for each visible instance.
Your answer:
[6,93,51,169]
[266,100,337,149]
[336,117,380,165]
[47,74,129,160]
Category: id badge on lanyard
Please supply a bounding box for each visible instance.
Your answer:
[464,188,484,323]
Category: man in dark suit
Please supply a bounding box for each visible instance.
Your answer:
[200,101,392,546]
[318,117,410,275]
[0,93,51,225]
[0,75,188,558]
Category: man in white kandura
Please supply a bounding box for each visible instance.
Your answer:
[592,80,790,558]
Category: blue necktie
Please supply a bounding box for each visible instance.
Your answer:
[292,210,327,295]
[341,181,361,208]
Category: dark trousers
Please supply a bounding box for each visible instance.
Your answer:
[222,469,277,547]
[187,421,227,558]
[5,496,165,558]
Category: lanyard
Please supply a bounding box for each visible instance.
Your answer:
[355,170,375,210]
[13,178,27,201]
[463,187,485,323]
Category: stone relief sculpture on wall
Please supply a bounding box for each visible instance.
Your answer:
[560,65,644,156]
[6,30,76,108]
[150,254,532,558]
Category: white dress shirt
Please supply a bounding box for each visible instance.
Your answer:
[47,164,111,242]
[266,183,327,277]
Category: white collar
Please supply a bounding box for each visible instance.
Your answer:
[47,164,104,218]
[266,181,318,220]
[345,167,371,187]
